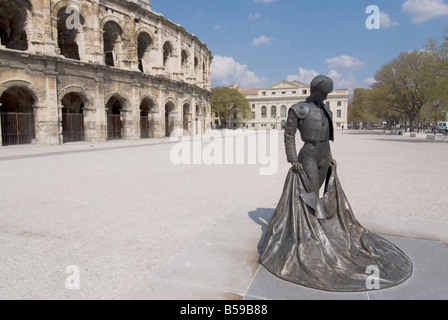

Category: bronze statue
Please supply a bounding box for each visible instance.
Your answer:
[259,75,413,292]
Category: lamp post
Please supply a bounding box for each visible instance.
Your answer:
[417,102,421,133]
[434,100,440,135]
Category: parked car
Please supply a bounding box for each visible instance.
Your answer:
[438,122,448,133]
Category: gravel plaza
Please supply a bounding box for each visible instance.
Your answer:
[0,130,448,300]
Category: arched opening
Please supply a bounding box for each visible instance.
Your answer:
[281,120,286,129]
[281,105,287,118]
[261,106,267,118]
[137,32,152,72]
[183,103,190,134]
[271,106,277,119]
[61,92,85,143]
[181,50,188,69]
[194,56,199,69]
[103,21,123,67]
[163,41,173,67]
[0,0,30,51]
[202,61,207,82]
[57,7,85,60]
[165,101,176,137]
[140,97,155,139]
[0,87,36,146]
[106,96,123,140]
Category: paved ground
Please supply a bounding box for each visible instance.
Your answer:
[0,130,447,300]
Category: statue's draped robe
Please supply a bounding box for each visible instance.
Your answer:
[259,164,413,292]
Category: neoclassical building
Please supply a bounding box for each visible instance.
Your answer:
[232,81,349,130]
[0,0,212,146]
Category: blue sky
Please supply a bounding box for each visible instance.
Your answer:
[151,0,448,89]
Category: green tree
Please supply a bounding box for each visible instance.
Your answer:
[369,83,402,130]
[211,87,253,129]
[372,50,437,132]
[348,88,380,129]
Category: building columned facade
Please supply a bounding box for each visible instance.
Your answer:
[232,80,349,131]
[0,0,212,147]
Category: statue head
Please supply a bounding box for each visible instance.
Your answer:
[310,75,333,103]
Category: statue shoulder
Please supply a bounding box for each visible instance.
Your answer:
[290,102,311,120]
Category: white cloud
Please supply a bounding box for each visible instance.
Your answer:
[364,78,376,87]
[286,67,319,84]
[327,70,358,89]
[380,11,399,28]
[211,55,268,87]
[325,55,363,69]
[249,12,261,20]
[251,35,274,46]
[287,67,358,89]
[402,0,448,24]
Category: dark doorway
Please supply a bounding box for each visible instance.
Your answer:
[183,103,190,134]
[61,93,85,143]
[165,102,175,137]
[107,97,123,140]
[0,87,36,146]
[140,97,155,139]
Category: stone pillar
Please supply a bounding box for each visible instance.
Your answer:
[43,64,60,145]
[95,77,107,142]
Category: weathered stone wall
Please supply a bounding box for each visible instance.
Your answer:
[0,0,211,146]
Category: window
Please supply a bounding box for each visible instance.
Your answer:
[337,101,342,107]
[271,106,277,118]
[326,102,330,107]
[262,91,266,96]
[292,91,297,94]
[281,106,287,118]
[163,42,173,66]
[337,110,342,118]
[302,90,307,95]
[272,92,276,95]
[282,92,286,95]
[252,104,256,109]
[261,106,267,118]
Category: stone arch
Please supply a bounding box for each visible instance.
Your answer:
[0,79,44,105]
[101,17,125,67]
[139,94,157,139]
[0,0,32,51]
[104,91,131,111]
[162,41,174,67]
[139,93,158,113]
[0,81,40,146]
[182,100,192,134]
[58,86,93,110]
[165,97,177,137]
[137,31,153,73]
[105,91,130,141]
[54,4,86,60]
[181,48,189,69]
[164,97,178,114]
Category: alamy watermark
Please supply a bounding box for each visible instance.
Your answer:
[366,265,381,290]
[170,129,279,176]
[65,265,80,290]
[366,5,381,30]
[64,6,82,30]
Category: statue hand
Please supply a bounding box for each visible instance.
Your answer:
[291,162,302,172]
